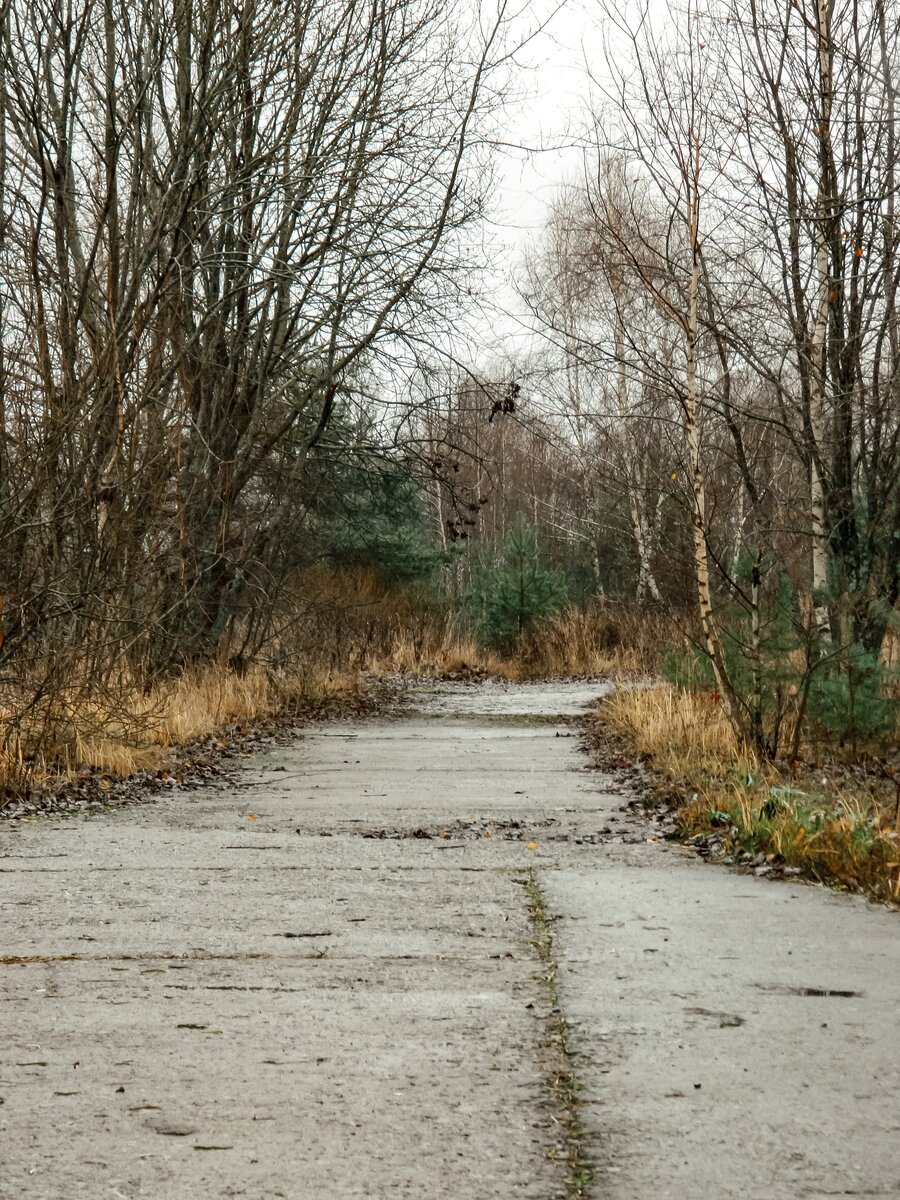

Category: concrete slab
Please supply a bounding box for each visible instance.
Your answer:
[1,680,897,1200]
[545,857,900,1199]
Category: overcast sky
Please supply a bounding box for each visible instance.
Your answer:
[495,4,593,234]
[474,0,597,356]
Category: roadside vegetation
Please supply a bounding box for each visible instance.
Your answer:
[599,679,900,905]
[0,564,661,807]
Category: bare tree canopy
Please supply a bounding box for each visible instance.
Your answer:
[510,0,900,748]
[0,0,507,680]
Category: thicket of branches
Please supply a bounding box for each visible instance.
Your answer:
[0,0,506,720]
[504,0,900,752]
[0,0,896,766]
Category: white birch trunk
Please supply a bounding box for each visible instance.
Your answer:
[684,165,741,737]
[809,0,834,644]
[615,295,661,603]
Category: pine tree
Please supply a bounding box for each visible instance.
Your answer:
[806,646,898,752]
[467,517,567,649]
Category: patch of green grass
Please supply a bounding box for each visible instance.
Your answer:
[600,683,900,904]
[680,783,900,901]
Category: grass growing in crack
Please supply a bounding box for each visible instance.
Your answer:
[524,867,593,1198]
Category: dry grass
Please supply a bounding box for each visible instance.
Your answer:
[281,568,671,681]
[601,682,900,904]
[603,683,749,775]
[0,663,364,799]
[516,604,669,677]
[0,568,672,804]
[139,663,359,747]
[360,603,510,679]
[362,598,670,681]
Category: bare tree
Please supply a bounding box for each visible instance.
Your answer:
[710,0,900,654]
[517,0,900,749]
[0,0,511,691]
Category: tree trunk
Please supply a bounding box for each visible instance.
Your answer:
[684,165,743,740]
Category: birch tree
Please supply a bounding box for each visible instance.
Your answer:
[521,184,670,604]
[583,0,751,734]
[712,0,900,655]
[545,0,900,747]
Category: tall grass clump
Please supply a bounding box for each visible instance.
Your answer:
[0,660,366,807]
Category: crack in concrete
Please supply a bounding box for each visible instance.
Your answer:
[523,867,593,1198]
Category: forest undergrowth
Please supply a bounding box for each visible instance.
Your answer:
[0,571,661,813]
[596,682,900,905]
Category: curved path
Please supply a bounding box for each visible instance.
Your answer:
[1,681,898,1198]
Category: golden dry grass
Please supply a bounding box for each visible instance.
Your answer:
[0,663,364,795]
[282,567,671,680]
[516,604,669,677]
[0,570,671,803]
[603,683,749,775]
[360,600,670,681]
[600,681,900,903]
[360,604,510,679]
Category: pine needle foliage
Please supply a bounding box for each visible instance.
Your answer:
[467,517,568,649]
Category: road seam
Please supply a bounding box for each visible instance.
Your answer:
[524,866,594,1198]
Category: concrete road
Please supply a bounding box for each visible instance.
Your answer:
[1,681,898,1199]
